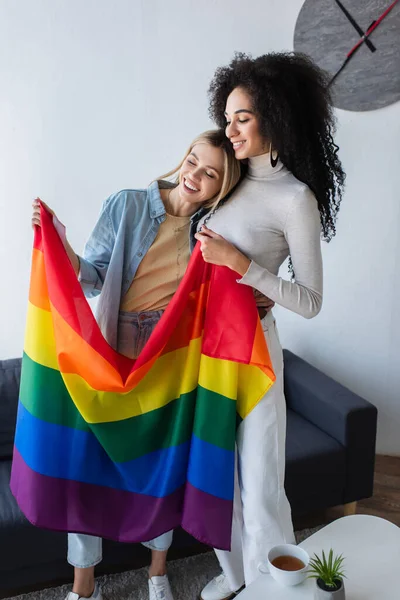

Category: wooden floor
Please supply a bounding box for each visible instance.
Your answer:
[294,454,400,530]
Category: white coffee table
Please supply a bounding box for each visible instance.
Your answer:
[236,515,400,599]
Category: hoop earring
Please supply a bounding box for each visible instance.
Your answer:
[270,143,279,168]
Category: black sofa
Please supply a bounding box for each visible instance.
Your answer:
[0,351,377,597]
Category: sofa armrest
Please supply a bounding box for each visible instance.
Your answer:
[283,350,378,502]
[0,358,22,460]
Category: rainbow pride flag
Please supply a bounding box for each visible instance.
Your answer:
[10,204,275,550]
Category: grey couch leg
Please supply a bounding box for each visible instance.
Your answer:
[343,501,357,516]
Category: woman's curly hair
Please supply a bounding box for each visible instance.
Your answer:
[208,52,345,244]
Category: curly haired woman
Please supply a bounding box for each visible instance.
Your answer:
[197,52,345,600]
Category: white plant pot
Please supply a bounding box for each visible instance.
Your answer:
[314,578,346,600]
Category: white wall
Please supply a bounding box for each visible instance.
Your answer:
[1,0,399,454]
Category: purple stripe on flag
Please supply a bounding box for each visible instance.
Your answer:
[182,482,232,551]
[10,448,232,549]
[10,447,182,543]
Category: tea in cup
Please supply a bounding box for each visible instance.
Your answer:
[258,543,309,586]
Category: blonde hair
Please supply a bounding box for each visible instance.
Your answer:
[156,129,241,208]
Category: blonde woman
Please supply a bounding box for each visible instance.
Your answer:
[31,129,241,600]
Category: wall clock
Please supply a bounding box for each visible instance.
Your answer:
[293,0,400,111]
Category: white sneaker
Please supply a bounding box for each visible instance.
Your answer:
[148,574,175,600]
[65,582,102,600]
[201,573,243,600]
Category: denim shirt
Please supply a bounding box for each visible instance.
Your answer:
[78,180,209,349]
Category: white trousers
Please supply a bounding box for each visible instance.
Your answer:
[215,312,295,589]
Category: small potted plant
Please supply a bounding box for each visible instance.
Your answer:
[308,548,346,599]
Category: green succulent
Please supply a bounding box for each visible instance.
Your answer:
[308,549,346,589]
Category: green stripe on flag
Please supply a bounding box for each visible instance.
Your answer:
[19,354,237,463]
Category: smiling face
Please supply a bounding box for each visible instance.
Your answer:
[225,86,268,159]
[177,142,225,205]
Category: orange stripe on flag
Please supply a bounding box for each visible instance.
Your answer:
[29,248,50,311]
[250,319,276,382]
[51,304,178,392]
[52,306,125,390]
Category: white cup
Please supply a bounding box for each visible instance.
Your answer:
[258,543,309,586]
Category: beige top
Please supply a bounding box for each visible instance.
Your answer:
[198,153,323,319]
[120,212,191,312]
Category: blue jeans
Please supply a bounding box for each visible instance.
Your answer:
[67,310,173,568]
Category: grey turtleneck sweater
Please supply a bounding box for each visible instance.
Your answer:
[199,154,323,319]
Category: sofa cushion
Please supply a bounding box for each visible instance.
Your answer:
[285,408,346,514]
[0,359,21,460]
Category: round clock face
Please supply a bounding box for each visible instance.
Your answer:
[293,0,400,111]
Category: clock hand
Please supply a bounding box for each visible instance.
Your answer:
[346,0,399,57]
[333,0,376,53]
[328,0,400,87]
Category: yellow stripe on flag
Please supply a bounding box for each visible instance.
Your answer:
[237,363,274,419]
[24,302,58,370]
[23,299,272,424]
[62,336,203,423]
[198,354,239,400]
